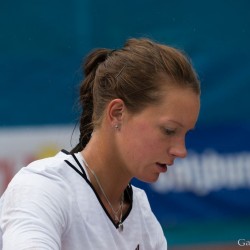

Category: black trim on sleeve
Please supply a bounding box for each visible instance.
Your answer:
[61,149,70,155]
[71,153,86,178]
[65,160,86,179]
[63,149,87,179]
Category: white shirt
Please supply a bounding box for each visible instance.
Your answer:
[0,150,167,250]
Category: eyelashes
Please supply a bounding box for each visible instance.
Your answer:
[164,128,176,136]
[162,124,194,138]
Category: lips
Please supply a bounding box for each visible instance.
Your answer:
[156,162,167,168]
[156,162,168,173]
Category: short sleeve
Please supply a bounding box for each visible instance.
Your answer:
[0,170,71,250]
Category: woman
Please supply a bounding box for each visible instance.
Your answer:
[0,38,200,249]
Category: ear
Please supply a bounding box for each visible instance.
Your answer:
[106,98,125,126]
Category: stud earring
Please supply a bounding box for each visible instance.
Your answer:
[114,124,119,129]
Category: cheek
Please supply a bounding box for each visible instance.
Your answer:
[122,122,160,161]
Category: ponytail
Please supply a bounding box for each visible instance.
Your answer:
[71,48,112,153]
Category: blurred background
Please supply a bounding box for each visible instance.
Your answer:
[0,0,250,249]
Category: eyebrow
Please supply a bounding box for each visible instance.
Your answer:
[168,120,196,131]
[168,120,184,128]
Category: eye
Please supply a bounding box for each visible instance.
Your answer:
[164,128,176,136]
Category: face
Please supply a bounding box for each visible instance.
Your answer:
[117,86,200,183]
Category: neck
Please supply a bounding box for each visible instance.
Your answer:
[80,132,131,204]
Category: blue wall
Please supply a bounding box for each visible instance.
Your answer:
[1,0,250,126]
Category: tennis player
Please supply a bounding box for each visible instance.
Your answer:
[0,38,200,249]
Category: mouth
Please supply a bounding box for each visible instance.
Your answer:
[156,162,168,173]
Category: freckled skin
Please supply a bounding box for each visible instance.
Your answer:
[116,86,200,183]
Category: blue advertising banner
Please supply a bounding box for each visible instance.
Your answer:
[133,123,250,245]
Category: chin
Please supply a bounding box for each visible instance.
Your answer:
[137,174,160,183]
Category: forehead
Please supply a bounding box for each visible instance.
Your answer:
[159,86,200,107]
[136,86,200,129]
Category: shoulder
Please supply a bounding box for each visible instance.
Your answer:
[9,150,72,188]
[131,185,156,223]
[2,150,74,219]
[132,185,151,209]
[0,151,75,248]
[131,185,168,249]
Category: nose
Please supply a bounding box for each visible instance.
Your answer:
[169,139,187,159]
